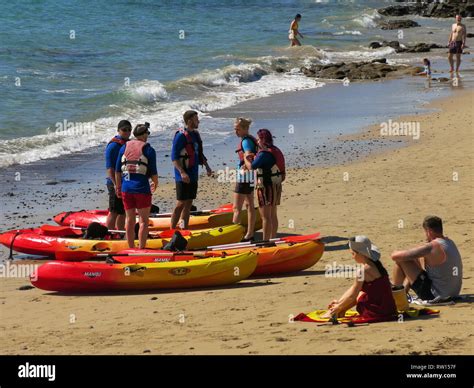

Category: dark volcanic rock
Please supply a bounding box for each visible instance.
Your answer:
[403,43,444,53]
[378,20,420,30]
[379,1,474,18]
[301,60,404,81]
[378,4,423,17]
[369,41,445,53]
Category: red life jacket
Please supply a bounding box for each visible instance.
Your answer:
[235,135,258,166]
[255,145,286,186]
[175,129,206,170]
[108,136,127,147]
[266,145,285,178]
[120,139,149,175]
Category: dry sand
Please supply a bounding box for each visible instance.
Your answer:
[0,89,472,355]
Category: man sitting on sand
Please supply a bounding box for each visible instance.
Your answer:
[391,216,463,302]
[448,15,467,74]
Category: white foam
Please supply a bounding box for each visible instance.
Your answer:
[0,67,325,168]
[124,80,169,103]
[352,10,382,29]
[333,30,362,36]
[325,46,396,62]
[177,63,268,87]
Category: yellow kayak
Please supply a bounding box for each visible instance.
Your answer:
[31,251,258,292]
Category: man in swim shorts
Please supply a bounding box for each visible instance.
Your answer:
[448,15,467,73]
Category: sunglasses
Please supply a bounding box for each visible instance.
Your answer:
[119,128,132,132]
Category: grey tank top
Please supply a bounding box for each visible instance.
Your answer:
[426,238,463,299]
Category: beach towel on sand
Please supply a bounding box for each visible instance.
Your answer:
[294,307,439,325]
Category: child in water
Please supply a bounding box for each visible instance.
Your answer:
[417,58,431,78]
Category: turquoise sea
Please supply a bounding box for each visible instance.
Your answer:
[0,0,464,167]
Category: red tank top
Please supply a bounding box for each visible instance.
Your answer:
[356,274,397,319]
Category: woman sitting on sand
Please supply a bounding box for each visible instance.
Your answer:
[250,129,285,240]
[321,236,397,320]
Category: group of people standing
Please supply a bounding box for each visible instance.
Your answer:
[104,111,285,248]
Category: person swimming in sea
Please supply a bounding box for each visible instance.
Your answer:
[289,14,304,47]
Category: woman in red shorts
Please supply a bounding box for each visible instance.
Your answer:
[115,123,158,248]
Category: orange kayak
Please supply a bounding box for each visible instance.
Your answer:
[99,233,324,276]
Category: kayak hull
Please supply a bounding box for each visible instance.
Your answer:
[30,252,258,292]
[53,206,262,231]
[0,224,245,257]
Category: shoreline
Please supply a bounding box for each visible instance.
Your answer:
[0,86,472,355]
[1,68,469,234]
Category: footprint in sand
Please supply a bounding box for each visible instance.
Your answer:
[236,343,251,349]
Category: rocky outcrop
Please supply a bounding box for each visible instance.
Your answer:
[378,19,420,30]
[379,1,474,18]
[300,60,412,81]
[369,41,445,53]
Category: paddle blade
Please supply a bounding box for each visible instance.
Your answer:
[40,225,83,237]
[158,229,191,238]
[55,250,95,261]
[211,203,233,213]
[282,233,321,243]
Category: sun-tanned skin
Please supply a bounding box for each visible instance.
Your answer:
[391,227,446,292]
[448,15,467,73]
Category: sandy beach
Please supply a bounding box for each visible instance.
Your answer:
[1,87,472,355]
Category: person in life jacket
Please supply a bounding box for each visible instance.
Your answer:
[233,117,258,242]
[104,120,132,230]
[171,110,213,229]
[115,122,158,249]
[251,128,285,240]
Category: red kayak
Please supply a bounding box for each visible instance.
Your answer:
[0,223,245,258]
[52,203,251,231]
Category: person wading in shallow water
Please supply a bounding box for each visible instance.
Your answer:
[115,123,158,249]
[105,120,132,230]
[289,14,304,47]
